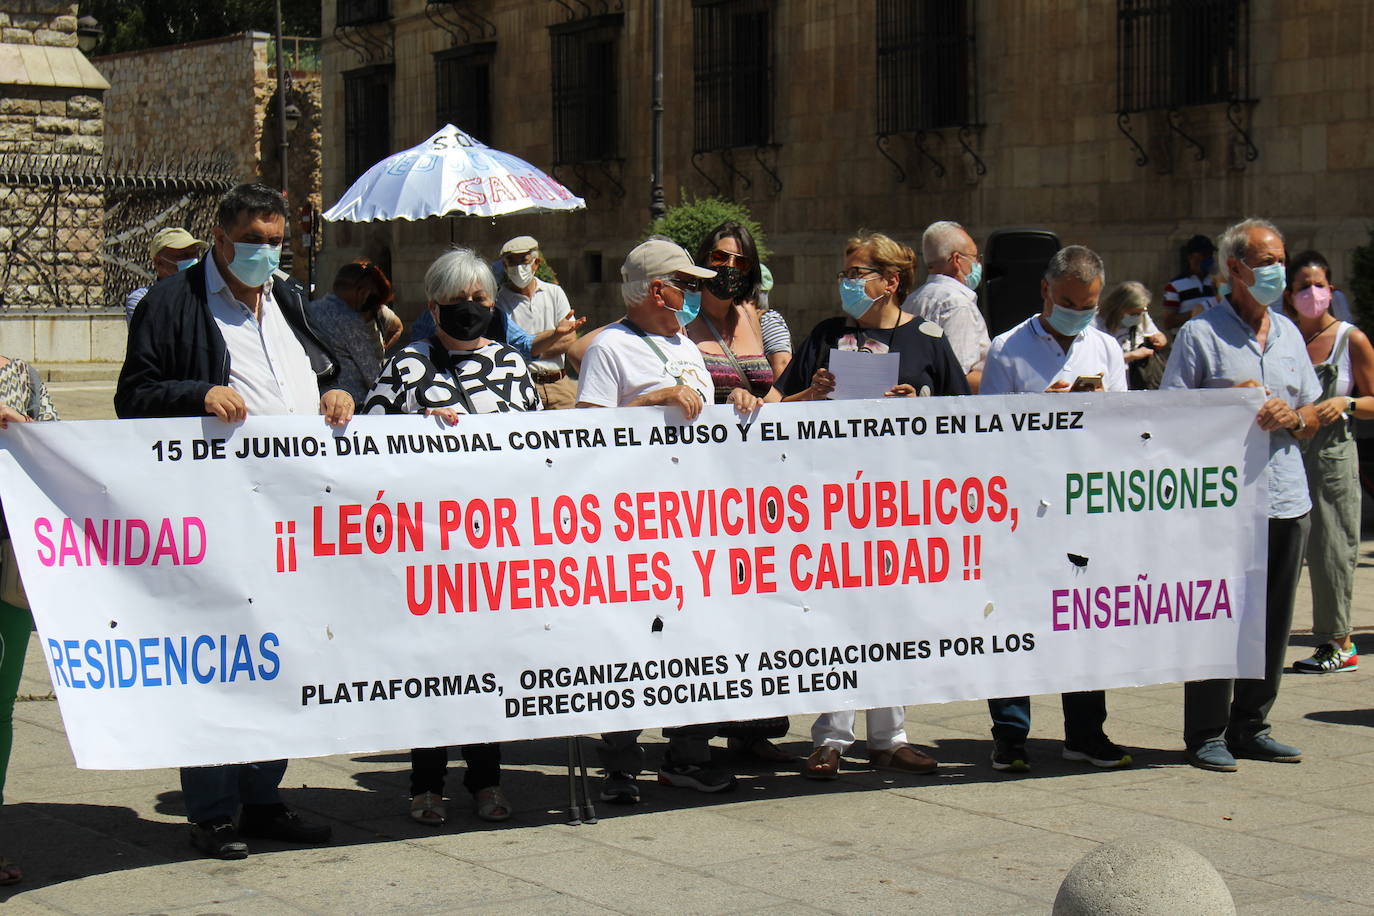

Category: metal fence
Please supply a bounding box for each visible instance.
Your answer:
[876,0,977,134]
[692,0,773,153]
[1117,0,1250,113]
[0,154,238,311]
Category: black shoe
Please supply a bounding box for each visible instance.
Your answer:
[237,806,332,844]
[189,818,249,860]
[1062,735,1133,769]
[990,739,1031,772]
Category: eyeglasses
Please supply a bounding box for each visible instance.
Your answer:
[662,276,703,294]
[956,250,981,263]
[837,266,882,281]
[707,248,752,270]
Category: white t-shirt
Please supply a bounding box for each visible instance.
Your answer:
[981,314,1128,395]
[576,321,713,407]
[205,254,320,416]
[497,279,572,373]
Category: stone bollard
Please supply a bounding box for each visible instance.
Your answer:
[1053,838,1235,916]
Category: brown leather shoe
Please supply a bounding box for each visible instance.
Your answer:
[727,736,797,763]
[803,746,841,780]
[868,744,938,774]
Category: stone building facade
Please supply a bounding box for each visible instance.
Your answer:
[97,32,324,278]
[319,0,1374,335]
[0,0,110,360]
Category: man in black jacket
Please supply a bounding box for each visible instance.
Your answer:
[116,184,351,859]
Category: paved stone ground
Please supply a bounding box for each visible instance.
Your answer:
[3,379,1373,914]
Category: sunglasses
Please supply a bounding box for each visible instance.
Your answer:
[663,276,704,294]
[707,248,752,270]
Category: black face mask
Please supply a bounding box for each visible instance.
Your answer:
[705,265,750,302]
[437,300,491,341]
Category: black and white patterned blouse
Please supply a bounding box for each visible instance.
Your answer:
[363,338,541,416]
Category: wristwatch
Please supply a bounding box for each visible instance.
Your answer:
[1348,396,1359,415]
[1293,411,1307,432]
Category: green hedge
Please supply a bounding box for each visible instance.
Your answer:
[645,195,771,262]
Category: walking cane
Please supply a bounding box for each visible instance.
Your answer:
[565,736,598,825]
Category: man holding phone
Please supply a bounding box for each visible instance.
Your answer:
[979,245,1130,772]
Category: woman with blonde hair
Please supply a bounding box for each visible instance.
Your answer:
[1095,280,1168,389]
[776,232,967,778]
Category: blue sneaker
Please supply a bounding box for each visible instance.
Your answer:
[1185,738,1237,772]
[1230,734,1302,763]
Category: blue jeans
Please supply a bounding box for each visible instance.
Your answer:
[180,761,287,824]
[987,691,1108,745]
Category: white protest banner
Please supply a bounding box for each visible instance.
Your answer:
[0,389,1268,769]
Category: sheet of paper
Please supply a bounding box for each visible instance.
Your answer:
[828,349,901,400]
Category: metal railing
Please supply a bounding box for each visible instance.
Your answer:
[550,15,622,165]
[268,36,322,73]
[0,153,237,310]
[692,0,773,153]
[876,0,977,134]
[337,0,390,27]
[1117,0,1250,113]
[435,44,494,141]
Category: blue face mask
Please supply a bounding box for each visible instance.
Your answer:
[1199,256,1215,277]
[839,278,875,319]
[175,257,199,272]
[963,260,983,291]
[673,289,701,327]
[1047,303,1097,337]
[226,242,281,288]
[1244,262,1286,307]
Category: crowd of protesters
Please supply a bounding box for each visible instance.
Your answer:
[0,182,1368,875]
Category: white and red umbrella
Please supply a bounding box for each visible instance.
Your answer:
[323,124,585,222]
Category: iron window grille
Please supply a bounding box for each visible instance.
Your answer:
[344,65,393,184]
[435,43,495,142]
[692,0,773,153]
[875,0,978,134]
[337,0,390,27]
[550,14,622,165]
[1117,0,1250,113]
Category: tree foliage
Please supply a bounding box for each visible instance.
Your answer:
[646,195,771,262]
[79,1,321,55]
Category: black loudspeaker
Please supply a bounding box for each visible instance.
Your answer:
[982,228,1061,338]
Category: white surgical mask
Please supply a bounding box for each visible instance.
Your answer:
[508,262,535,288]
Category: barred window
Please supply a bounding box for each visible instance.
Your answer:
[1117,0,1250,112]
[336,0,389,27]
[344,65,393,184]
[875,0,976,134]
[692,0,772,153]
[550,15,621,165]
[435,43,494,143]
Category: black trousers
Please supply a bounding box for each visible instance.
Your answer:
[1183,514,1309,749]
[410,743,500,796]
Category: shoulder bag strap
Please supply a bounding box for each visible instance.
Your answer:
[701,313,752,388]
[621,320,684,385]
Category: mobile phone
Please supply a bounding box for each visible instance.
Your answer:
[1070,375,1104,392]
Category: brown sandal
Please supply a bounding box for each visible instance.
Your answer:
[0,856,22,886]
[803,746,841,780]
[868,744,938,774]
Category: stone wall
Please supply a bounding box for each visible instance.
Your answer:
[97,32,323,277]
[319,0,1374,335]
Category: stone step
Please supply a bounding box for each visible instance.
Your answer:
[33,361,123,382]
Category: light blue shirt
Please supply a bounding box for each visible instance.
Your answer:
[1161,299,1321,519]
